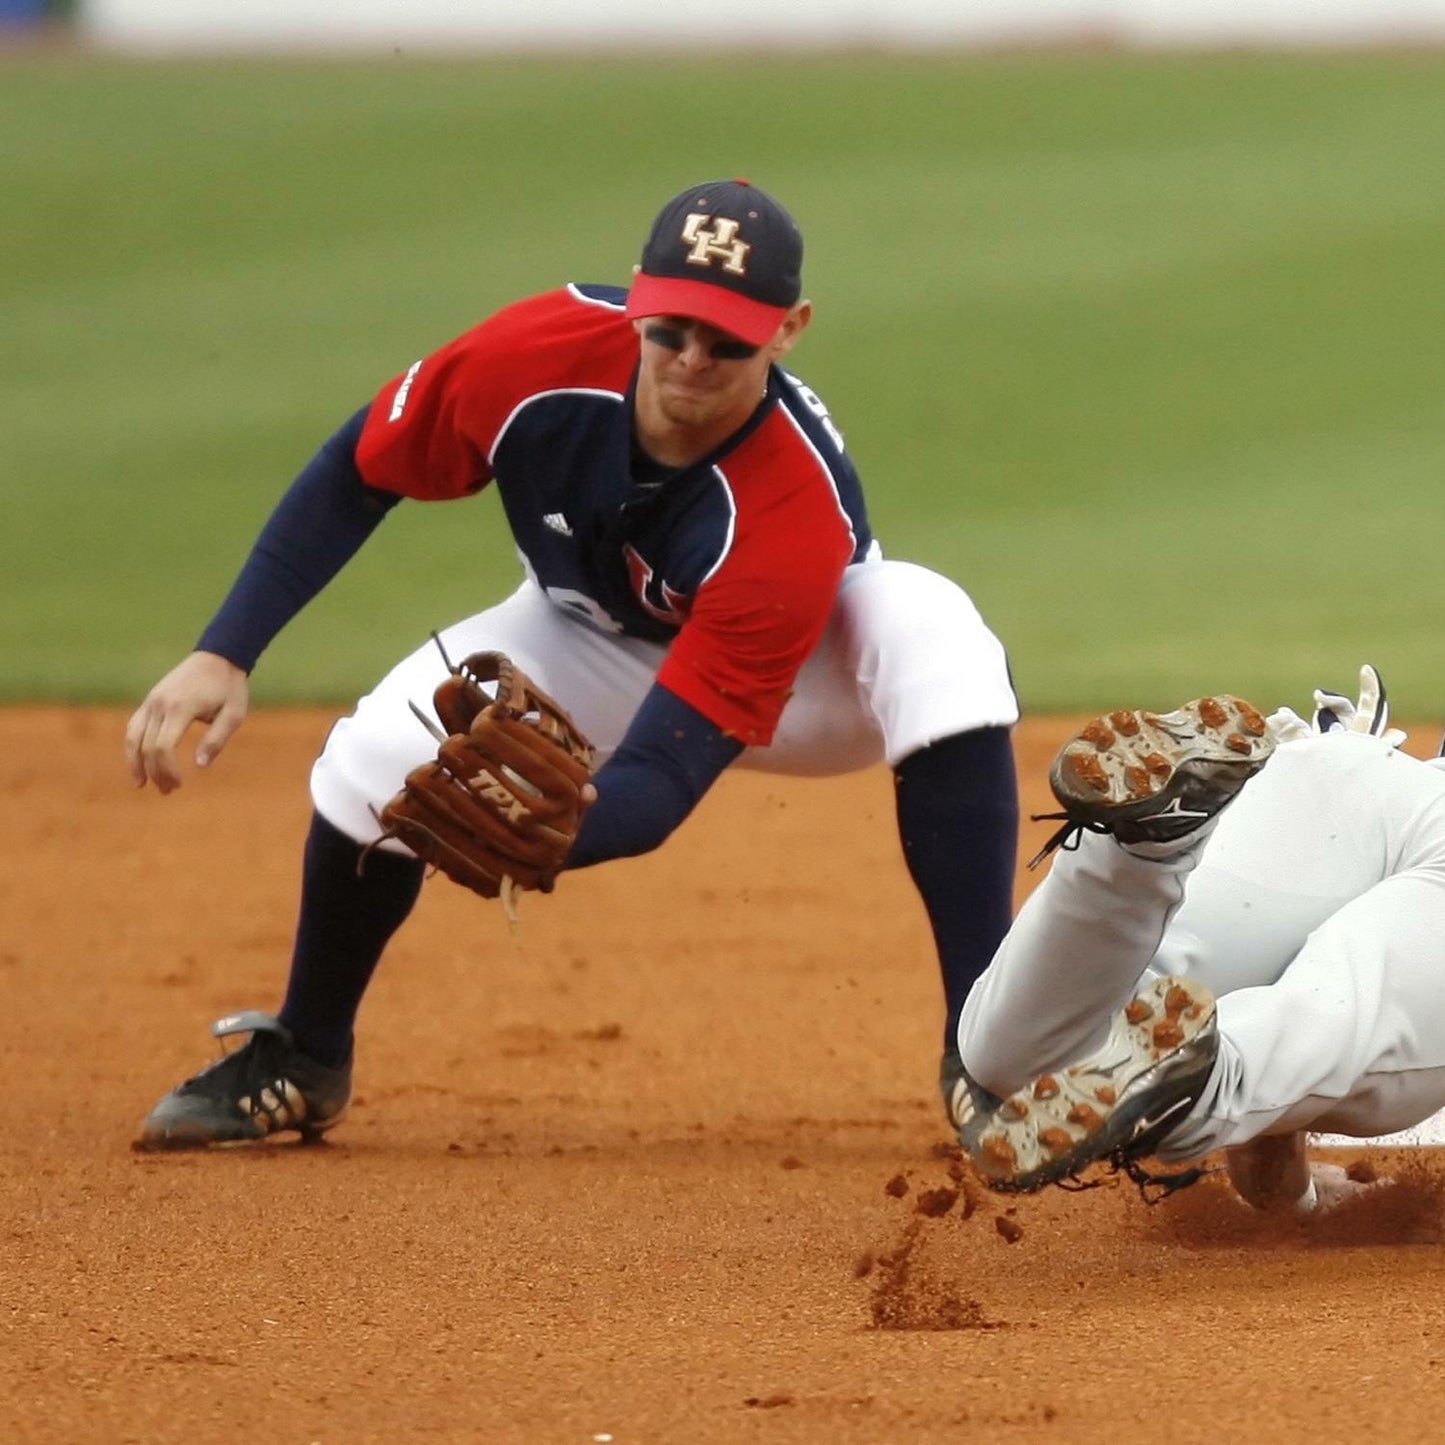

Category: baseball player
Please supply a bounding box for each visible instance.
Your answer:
[950,667,1445,1212]
[125,178,1020,1149]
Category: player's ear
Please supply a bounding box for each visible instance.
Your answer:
[767,301,812,359]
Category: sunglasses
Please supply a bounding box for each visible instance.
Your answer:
[642,321,760,361]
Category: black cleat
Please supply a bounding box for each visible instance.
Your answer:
[134,1012,351,1151]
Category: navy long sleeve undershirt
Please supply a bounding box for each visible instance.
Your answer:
[196,407,398,671]
[566,683,745,867]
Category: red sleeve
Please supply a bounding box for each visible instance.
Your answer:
[354,288,631,500]
[657,412,857,747]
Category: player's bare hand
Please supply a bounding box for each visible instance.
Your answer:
[125,651,251,794]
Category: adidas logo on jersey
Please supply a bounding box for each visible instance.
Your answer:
[543,512,573,536]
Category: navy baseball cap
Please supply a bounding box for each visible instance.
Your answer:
[625,178,804,347]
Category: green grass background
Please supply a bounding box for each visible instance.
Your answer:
[4,49,1443,713]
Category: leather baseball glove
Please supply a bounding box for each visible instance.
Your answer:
[376,651,595,905]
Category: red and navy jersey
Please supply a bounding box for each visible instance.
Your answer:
[355,283,873,746]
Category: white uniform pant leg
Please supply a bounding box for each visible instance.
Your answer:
[1150,735,1419,999]
[311,558,1019,839]
[956,833,1204,1098]
[1155,736,1445,1158]
[737,557,1019,777]
[309,580,665,847]
[1160,871,1445,1158]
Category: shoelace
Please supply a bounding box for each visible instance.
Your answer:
[233,1033,309,1125]
[1114,1155,1215,1203]
[1046,1154,1215,1204]
[1026,811,1108,870]
[191,1031,291,1119]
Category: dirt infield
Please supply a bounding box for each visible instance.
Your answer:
[6,708,1444,1445]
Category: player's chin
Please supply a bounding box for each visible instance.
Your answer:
[658,392,720,426]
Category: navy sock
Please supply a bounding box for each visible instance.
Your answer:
[278,811,425,1068]
[893,727,1019,1057]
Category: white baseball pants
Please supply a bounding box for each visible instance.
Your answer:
[310,558,1019,847]
[957,732,1445,1158]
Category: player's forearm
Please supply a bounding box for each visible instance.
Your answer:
[195,407,400,672]
[566,684,743,867]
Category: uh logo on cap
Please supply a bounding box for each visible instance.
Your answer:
[679,214,752,277]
